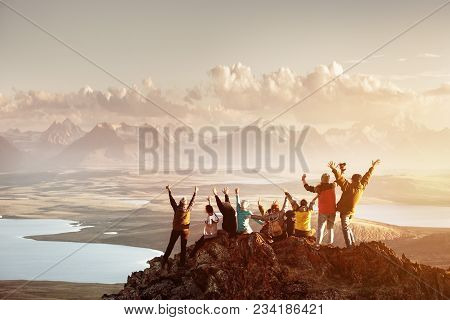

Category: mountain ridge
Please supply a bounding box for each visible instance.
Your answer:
[104,232,450,300]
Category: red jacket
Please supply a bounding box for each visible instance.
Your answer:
[304,182,336,214]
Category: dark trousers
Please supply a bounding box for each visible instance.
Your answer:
[340,214,356,248]
[162,228,190,266]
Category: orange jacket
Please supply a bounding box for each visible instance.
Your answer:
[332,166,374,216]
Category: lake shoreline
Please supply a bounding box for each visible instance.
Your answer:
[0,218,162,284]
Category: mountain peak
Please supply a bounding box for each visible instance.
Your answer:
[40,119,85,146]
[104,232,449,300]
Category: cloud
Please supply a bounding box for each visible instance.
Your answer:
[0,82,209,130]
[417,53,441,58]
[206,61,419,124]
[1,62,450,131]
[184,86,202,104]
[397,58,407,62]
[425,83,450,96]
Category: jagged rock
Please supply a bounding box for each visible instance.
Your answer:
[104,231,450,300]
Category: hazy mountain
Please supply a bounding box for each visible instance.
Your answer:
[52,123,127,167]
[2,118,449,172]
[323,119,450,170]
[0,128,41,153]
[114,122,139,143]
[39,119,85,146]
[0,136,23,172]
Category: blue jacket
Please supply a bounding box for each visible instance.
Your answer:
[235,195,263,233]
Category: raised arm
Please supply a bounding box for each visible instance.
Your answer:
[329,161,349,191]
[361,159,380,188]
[302,174,316,193]
[252,214,265,225]
[284,190,299,210]
[257,197,265,215]
[187,186,198,211]
[235,188,241,212]
[250,204,266,224]
[281,196,288,212]
[213,188,226,213]
[251,214,266,221]
[309,195,318,211]
[223,187,231,203]
[166,185,177,212]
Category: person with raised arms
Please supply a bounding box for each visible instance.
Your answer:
[251,196,288,241]
[285,189,317,238]
[189,196,222,258]
[328,159,381,248]
[212,187,237,236]
[161,185,198,269]
[302,173,337,248]
[235,187,263,234]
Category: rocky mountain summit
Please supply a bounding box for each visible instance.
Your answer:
[104,232,449,300]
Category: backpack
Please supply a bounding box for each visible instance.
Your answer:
[267,212,283,237]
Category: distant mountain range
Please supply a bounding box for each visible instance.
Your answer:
[0,118,449,172]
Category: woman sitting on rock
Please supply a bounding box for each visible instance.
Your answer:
[235,187,263,234]
[212,187,237,237]
[285,190,317,238]
[189,196,222,258]
[251,196,288,241]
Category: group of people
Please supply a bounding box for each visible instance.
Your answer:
[161,159,381,269]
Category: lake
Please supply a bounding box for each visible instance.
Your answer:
[357,204,450,228]
[0,219,162,284]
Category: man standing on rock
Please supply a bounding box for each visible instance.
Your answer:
[161,185,198,268]
[302,173,337,248]
[329,160,381,248]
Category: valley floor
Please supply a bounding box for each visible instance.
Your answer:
[0,280,123,300]
[1,170,449,299]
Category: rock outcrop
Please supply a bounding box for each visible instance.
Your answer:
[104,232,450,300]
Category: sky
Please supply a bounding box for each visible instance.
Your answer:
[0,0,450,131]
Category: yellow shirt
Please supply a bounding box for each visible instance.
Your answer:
[295,208,312,231]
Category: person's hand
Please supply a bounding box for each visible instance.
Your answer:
[235,187,239,194]
[328,161,336,170]
[301,174,306,182]
[165,185,171,191]
[283,189,288,195]
[257,197,261,206]
[207,196,212,203]
[222,187,228,195]
[372,159,381,167]
[195,186,199,193]
[212,187,218,196]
